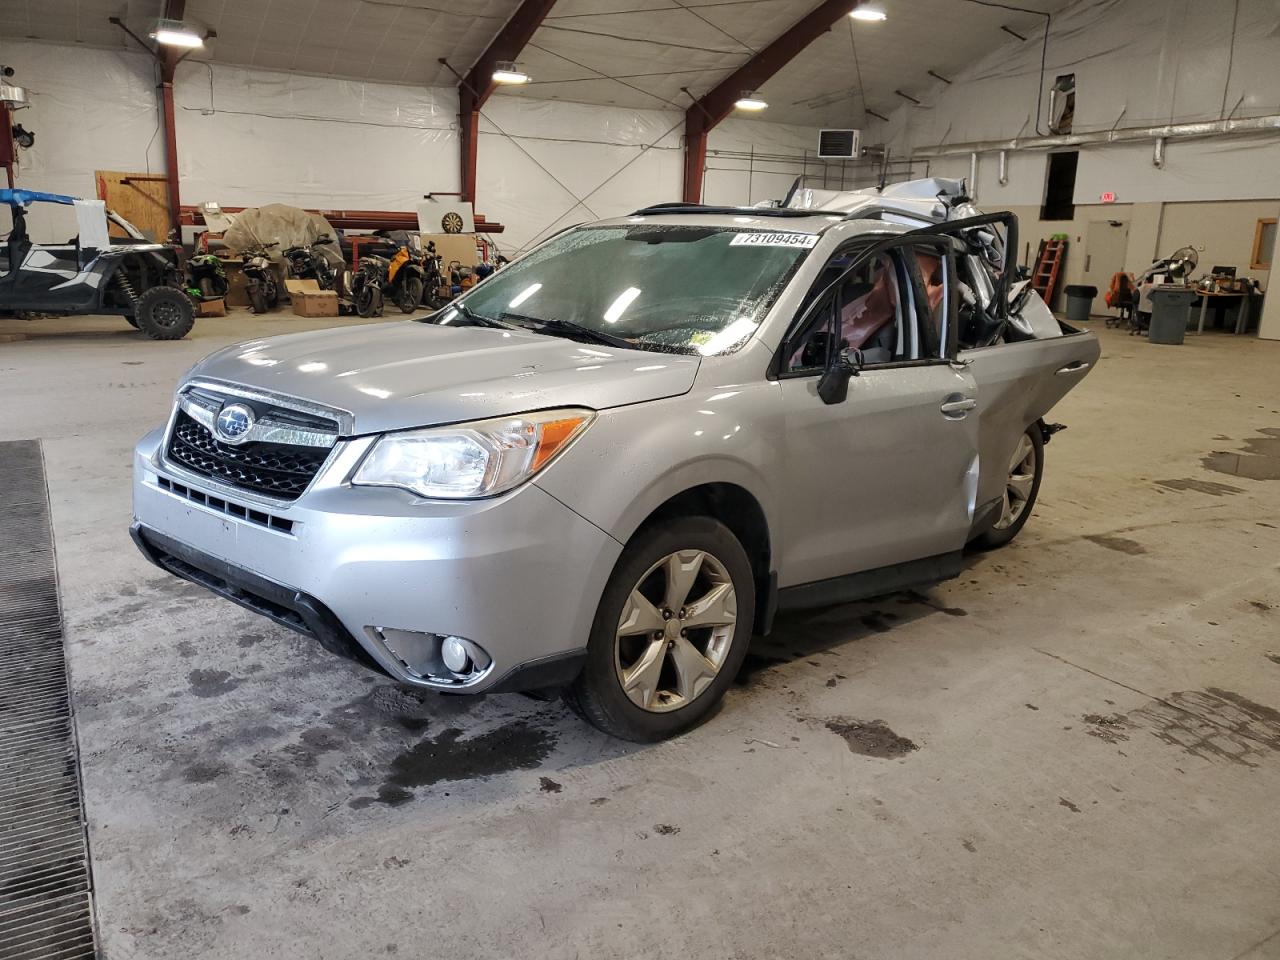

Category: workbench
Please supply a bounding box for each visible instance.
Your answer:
[1192,290,1262,335]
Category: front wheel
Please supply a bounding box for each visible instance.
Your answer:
[247,281,268,315]
[355,283,382,318]
[133,286,195,340]
[397,276,423,314]
[971,426,1044,550]
[565,517,755,741]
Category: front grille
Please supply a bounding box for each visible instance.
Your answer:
[157,476,294,533]
[166,410,330,501]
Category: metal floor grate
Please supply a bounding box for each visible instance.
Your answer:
[0,441,97,960]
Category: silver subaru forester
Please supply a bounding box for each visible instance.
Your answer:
[132,179,1098,741]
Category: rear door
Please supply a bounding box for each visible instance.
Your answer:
[930,213,1101,515]
[776,234,981,587]
[961,330,1098,511]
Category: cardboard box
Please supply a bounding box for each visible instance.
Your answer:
[293,291,339,317]
[286,278,339,318]
[195,297,227,318]
[421,233,479,269]
[224,259,283,308]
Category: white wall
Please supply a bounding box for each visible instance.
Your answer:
[864,0,1280,334]
[4,38,824,253]
[871,0,1280,204]
[1,41,165,241]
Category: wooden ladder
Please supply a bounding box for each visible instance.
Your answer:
[1032,237,1067,304]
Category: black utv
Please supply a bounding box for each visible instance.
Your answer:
[0,188,195,339]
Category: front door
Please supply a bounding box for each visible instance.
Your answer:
[776,240,980,588]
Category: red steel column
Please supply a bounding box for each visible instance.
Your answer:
[160,75,181,237]
[457,0,559,205]
[681,0,867,202]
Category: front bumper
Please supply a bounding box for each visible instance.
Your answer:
[130,428,621,693]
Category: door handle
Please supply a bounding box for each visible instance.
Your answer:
[1055,361,1091,376]
[940,397,977,415]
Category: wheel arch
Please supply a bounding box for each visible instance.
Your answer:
[628,481,775,635]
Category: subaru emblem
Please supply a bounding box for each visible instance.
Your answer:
[214,403,255,444]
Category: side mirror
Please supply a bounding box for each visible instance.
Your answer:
[817,348,860,405]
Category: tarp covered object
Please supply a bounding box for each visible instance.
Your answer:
[223,204,342,270]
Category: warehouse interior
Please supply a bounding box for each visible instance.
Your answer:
[1,1,1279,958]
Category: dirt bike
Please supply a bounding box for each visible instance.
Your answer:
[384,246,426,314]
[282,234,339,291]
[348,254,388,318]
[186,253,228,299]
[242,243,280,314]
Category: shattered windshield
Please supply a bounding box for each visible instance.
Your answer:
[434,224,815,355]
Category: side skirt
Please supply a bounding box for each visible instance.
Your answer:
[773,551,965,613]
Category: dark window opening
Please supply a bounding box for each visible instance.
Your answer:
[1041,151,1078,221]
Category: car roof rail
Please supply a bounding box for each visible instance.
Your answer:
[629,202,831,218]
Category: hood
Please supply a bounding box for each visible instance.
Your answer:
[185,321,700,435]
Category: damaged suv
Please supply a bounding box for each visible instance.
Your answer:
[131,178,1098,741]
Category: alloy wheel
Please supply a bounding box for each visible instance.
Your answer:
[993,432,1037,530]
[614,549,737,713]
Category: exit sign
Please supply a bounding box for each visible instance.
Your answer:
[1100,191,1117,203]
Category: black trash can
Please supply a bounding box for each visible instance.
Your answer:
[1147,287,1197,344]
[1064,284,1098,322]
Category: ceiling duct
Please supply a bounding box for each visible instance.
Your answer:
[910,114,1280,158]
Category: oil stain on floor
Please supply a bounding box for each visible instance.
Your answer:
[1082,689,1280,768]
[351,721,559,808]
[1153,478,1244,496]
[823,718,919,758]
[1202,427,1280,481]
[1084,534,1147,555]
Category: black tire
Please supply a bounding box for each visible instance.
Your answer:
[133,286,194,340]
[565,517,755,742]
[971,426,1044,550]
[398,276,423,314]
[248,281,268,315]
[266,282,279,309]
[355,284,382,318]
[125,315,139,329]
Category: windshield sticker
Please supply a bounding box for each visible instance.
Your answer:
[730,232,819,249]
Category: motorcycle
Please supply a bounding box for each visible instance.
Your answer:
[419,241,452,310]
[348,254,388,318]
[186,253,228,299]
[282,234,339,291]
[241,243,280,315]
[384,245,426,314]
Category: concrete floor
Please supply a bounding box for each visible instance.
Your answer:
[3,309,1280,960]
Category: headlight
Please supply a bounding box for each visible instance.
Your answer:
[351,408,594,499]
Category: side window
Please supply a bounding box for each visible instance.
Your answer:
[907,246,947,358]
[787,252,899,372]
[787,247,946,373]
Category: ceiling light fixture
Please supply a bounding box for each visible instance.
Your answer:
[850,6,887,21]
[492,61,530,84]
[734,91,768,111]
[151,18,204,47]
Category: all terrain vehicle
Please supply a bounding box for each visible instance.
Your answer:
[0,188,194,339]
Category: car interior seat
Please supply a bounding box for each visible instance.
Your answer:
[838,271,899,365]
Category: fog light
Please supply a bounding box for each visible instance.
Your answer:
[441,635,471,673]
